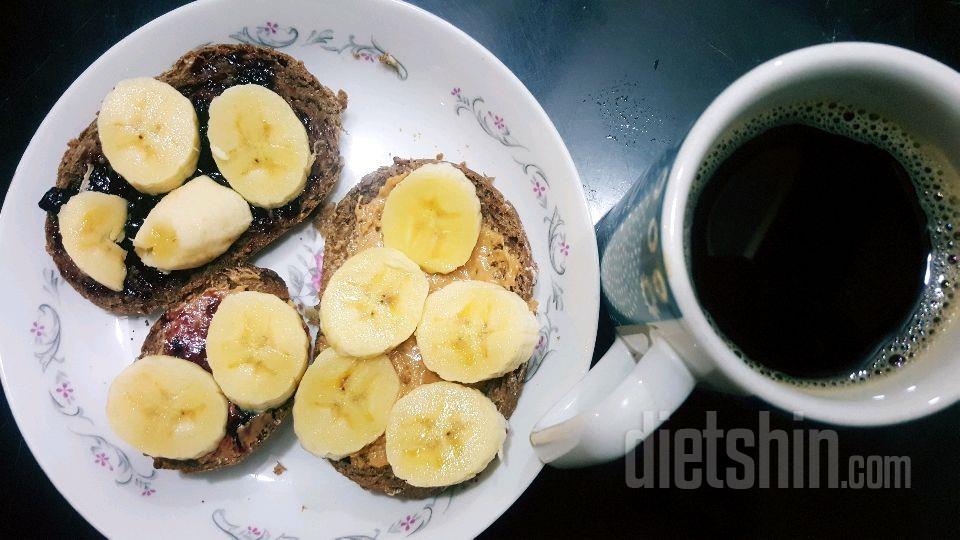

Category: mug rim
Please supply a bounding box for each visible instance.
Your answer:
[661,41,960,425]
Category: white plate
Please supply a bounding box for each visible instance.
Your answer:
[0,0,598,537]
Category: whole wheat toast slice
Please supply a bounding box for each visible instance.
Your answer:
[141,265,302,473]
[42,44,346,315]
[314,157,536,497]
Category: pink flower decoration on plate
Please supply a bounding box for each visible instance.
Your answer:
[487,111,506,131]
[94,452,113,470]
[264,21,278,34]
[310,251,324,293]
[399,515,416,531]
[30,321,44,337]
[559,241,570,257]
[55,382,74,401]
[141,487,156,497]
[451,87,461,97]
[533,181,546,197]
[248,526,262,537]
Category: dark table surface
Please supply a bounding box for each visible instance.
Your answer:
[3,1,959,538]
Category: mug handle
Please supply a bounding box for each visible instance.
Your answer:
[529,335,695,468]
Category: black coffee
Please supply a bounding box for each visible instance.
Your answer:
[688,112,956,383]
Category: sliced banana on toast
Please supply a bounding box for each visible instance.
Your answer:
[320,247,429,358]
[106,355,228,460]
[385,381,507,488]
[133,175,252,271]
[381,162,482,274]
[208,84,313,209]
[294,348,401,459]
[206,291,309,412]
[57,191,129,291]
[97,77,200,195]
[416,280,538,383]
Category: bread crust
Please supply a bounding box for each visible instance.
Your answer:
[44,44,346,314]
[141,265,297,473]
[315,157,536,497]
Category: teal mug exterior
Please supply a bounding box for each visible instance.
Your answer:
[596,150,679,327]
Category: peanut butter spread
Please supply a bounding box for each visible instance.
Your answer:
[344,173,528,469]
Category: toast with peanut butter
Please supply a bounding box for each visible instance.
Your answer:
[39,44,346,315]
[311,157,537,497]
[131,265,307,473]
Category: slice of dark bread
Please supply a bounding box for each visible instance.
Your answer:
[314,157,536,497]
[42,44,347,315]
[141,265,302,473]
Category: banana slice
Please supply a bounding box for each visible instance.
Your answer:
[320,247,429,358]
[294,348,401,459]
[385,381,506,487]
[133,176,252,271]
[416,280,538,383]
[381,162,482,274]
[207,84,312,209]
[97,77,200,195]
[58,191,129,291]
[106,355,228,460]
[205,291,309,412]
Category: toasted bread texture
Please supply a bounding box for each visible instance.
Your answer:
[44,44,346,315]
[141,265,297,473]
[314,157,536,497]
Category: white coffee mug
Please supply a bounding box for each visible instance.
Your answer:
[530,42,960,468]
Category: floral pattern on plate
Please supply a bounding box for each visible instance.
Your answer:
[451,88,525,149]
[231,22,408,80]
[31,269,157,495]
[213,509,298,540]
[449,88,570,381]
[333,490,455,539]
[284,224,325,313]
